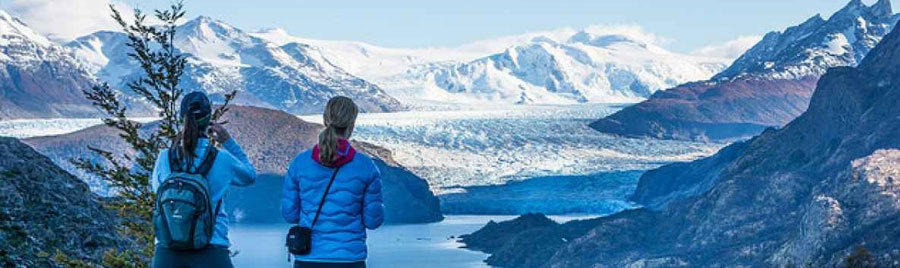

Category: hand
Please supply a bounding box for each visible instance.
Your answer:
[208,123,231,143]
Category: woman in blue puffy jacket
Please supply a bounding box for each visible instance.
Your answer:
[282,96,384,268]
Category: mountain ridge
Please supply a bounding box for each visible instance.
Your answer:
[590,0,899,141]
[66,15,406,114]
[0,10,104,119]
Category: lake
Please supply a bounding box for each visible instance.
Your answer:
[229,215,597,268]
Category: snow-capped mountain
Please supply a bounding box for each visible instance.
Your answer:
[251,28,485,83]
[396,32,727,104]
[68,16,405,114]
[252,26,730,105]
[0,10,100,119]
[591,0,899,141]
[716,0,898,80]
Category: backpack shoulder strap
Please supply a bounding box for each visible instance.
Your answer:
[310,167,341,228]
[168,147,183,173]
[195,146,219,176]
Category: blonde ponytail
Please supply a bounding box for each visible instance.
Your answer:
[318,96,359,166]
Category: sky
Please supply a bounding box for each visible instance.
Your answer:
[2,0,897,58]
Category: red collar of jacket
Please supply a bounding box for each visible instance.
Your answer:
[312,139,356,167]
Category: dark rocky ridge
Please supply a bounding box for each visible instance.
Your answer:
[24,105,443,224]
[465,19,900,267]
[591,0,898,141]
[0,137,133,267]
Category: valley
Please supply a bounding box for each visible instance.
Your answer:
[3,0,899,267]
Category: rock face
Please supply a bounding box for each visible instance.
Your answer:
[591,0,898,141]
[0,10,100,119]
[67,16,405,114]
[630,140,749,209]
[0,137,132,267]
[24,106,443,224]
[466,19,900,268]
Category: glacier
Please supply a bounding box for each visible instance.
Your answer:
[4,104,723,193]
[300,104,725,192]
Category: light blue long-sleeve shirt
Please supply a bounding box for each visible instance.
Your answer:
[281,149,384,262]
[152,137,257,247]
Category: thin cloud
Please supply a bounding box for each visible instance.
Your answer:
[691,35,763,60]
[8,0,134,42]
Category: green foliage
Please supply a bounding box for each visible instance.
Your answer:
[56,1,236,267]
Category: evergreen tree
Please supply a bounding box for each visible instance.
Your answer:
[56,2,236,267]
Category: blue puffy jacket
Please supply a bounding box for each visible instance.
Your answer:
[281,148,385,262]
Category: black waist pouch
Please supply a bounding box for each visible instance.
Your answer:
[286,226,312,255]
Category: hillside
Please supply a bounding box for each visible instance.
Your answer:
[0,137,134,267]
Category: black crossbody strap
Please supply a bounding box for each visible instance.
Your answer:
[310,167,341,228]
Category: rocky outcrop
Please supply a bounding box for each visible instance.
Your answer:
[591,0,898,141]
[0,137,133,267]
[467,19,900,268]
[24,105,443,224]
[629,140,749,208]
[460,210,658,268]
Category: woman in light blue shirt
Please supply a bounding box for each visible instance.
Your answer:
[151,91,257,268]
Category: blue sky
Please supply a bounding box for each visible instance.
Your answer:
[4,0,896,54]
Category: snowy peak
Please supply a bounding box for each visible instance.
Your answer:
[713,0,897,80]
[829,0,892,22]
[65,15,405,114]
[174,16,263,66]
[178,16,248,42]
[393,28,728,104]
[0,10,108,119]
[0,9,51,49]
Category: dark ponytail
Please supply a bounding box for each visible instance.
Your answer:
[178,113,202,162]
[176,91,212,164]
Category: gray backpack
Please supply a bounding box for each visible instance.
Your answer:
[153,146,221,250]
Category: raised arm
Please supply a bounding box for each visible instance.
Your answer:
[362,165,384,229]
[281,160,301,224]
[220,138,257,187]
[209,124,256,187]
